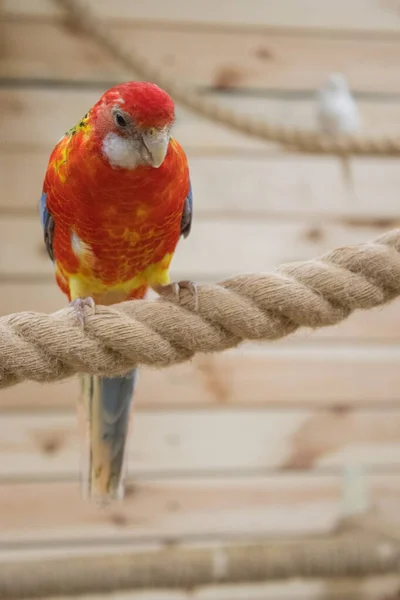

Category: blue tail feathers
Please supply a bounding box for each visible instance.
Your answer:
[82,369,137,502]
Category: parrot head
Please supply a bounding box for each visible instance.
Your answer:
[91,81,175,170]
[324,73,349,94]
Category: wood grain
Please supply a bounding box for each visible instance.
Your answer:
[1,473,400,545]
[3,0,400,578]
[4,0,400,33]
[0,152,347,215]
[0,146,393,221]
[2,408,400,478]
[0,89,271,152]
[3,19,400,92]
[0,214,389,278]
[1,89,399,154]
[2,343,400,410]
[4,148,400,228]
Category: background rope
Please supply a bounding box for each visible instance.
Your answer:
[56,0,400,156]
[1,229,400,389]
[2,520,400,599]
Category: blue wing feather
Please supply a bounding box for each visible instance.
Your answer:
[40,191,55,262]
[180,178,193,239]
[40,191,47,228]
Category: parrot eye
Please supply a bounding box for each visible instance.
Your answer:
[114,112,128,128]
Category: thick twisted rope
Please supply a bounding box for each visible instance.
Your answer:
[1,229,400,390]
[56,0,400,156]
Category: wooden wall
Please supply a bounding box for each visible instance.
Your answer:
[2,1,400,598]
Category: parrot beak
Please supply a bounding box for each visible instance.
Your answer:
[142,130,169,168]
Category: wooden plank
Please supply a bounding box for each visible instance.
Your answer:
[2,343,400,410]
[24,576,400,600]
[1,90,400,154]
[0,19,128,83]
[4,0,400,33]
[4,20,400,93]
[1,473,400,544]
[4,148,400,226]
[0,214,389,278]
[0,89,270,152]
[0,152,347,215]
[2,408,400,478]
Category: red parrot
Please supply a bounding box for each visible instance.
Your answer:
[40,82,194,502]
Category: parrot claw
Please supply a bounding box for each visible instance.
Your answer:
[70,296,96,330]
[155,280,199,311]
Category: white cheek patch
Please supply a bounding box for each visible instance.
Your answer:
[102,132,138,170]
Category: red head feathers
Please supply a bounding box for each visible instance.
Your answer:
[86,82,176,169]
[96,81,175,129]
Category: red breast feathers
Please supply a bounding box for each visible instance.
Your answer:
[44,82,190,287]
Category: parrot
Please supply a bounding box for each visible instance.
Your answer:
[40,81,194,503]
[316,73,360,189]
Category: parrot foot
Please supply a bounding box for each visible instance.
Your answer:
[70,296,96,330]
[155,280,199,311]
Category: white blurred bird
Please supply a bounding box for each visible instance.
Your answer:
[316,73,360,188]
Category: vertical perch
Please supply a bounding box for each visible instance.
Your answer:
[341,464,370,518]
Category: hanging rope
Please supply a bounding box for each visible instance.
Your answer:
[55,0,400,156]
[1,229,400,389]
